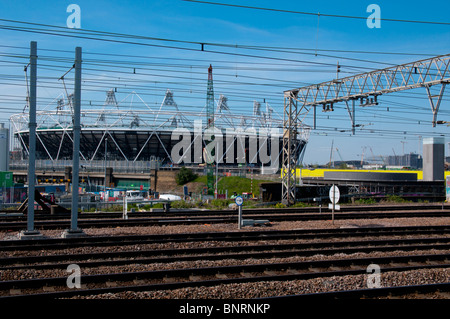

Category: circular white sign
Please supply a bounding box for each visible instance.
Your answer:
[235,196,244,206]
[329,186,340,204]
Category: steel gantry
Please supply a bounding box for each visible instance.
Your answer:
[282,53,450,205]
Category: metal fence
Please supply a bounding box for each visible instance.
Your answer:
[9,159,161,173]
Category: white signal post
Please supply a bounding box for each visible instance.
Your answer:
[235,196,244,229]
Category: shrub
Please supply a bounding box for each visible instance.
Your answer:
[355,198,376,205]
[275,202,286,208]
[170,200,196,209]
[385,195,411,203]
[210,199,231,209]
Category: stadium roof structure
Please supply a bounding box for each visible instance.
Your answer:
[11,89,310,165]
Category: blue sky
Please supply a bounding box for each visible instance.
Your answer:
[0,0,449,165]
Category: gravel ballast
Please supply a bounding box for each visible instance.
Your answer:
[1,215,449,299]
[73,267,450,299]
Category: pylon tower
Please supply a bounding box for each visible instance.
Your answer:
[206,65,215,196]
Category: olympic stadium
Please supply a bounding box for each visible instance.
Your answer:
[10,89,310,171]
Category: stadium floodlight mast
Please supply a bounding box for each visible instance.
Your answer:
[282,53,450,205]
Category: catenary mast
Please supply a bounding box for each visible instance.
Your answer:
[206,65,215,196]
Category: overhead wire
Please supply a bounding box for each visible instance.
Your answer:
[0,18,433,72]
[1,51,447,104]
[181,0,450,26]
[0,18,448,140]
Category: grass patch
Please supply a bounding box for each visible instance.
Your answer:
[354,198,377,205]
[170,200,197,209]
[217,176,272,197]
[193,175,207,183]
[190,175,274,198]
[383,195,412,203]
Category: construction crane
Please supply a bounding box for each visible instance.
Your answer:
[206,65,215,196]
[335,148,345,163]
[367,146,386,168]
[360,146,367,167]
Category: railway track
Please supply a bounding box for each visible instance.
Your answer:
[0,253,448,299]
[0,225,448,300]
[0,207,449,231]
[1,203,449,221]
[1,237,450,271]
[1,225,449,250]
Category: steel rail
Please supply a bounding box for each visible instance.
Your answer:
[1,225,449,251]
[2,203,448,221]
[1,237,450,271]
[1,210,448,231]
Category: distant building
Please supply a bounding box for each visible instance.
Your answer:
[386,153,422,169]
